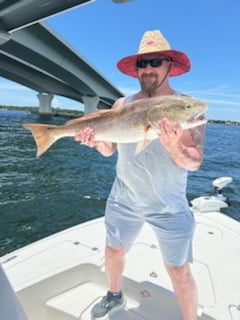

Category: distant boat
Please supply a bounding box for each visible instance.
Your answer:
[0,176,239,320]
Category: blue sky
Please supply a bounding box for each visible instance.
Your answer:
[0,0,240,121]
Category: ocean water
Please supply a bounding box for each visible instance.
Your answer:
[0,109,239,256]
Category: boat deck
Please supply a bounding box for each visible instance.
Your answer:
[1,211,240,320]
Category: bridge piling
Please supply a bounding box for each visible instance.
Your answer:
[37,92,53,114]
[82,95,100,114]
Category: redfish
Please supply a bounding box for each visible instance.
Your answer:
[23,95,207,157]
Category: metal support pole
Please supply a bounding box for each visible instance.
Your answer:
[37,92,53,114]
[82,95,99,114]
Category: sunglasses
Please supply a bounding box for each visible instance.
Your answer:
[136,58,169,69]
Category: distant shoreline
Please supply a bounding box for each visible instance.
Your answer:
[0,105,84,118]
[0,105,239,126]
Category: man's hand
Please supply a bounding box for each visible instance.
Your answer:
[157,117,183,152]
[74,127,117,157]
[157,117,205,171]
[74,127,96,148]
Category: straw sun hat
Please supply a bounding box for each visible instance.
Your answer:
[117,30,191,77]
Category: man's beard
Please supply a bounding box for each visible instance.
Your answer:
[139,73,159,95]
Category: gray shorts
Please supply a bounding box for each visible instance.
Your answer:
[104,199,196,267]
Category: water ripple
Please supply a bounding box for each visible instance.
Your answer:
[0,111,239,256]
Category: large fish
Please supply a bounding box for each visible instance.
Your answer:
[23,95,207,157]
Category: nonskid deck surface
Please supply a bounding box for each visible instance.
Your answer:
[17,264,215,320]
[44,269,181,320]
[1,212,240,320]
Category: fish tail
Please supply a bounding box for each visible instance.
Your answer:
[23,123,58,157]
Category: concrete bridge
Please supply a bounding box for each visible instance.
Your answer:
[0,0,124,114]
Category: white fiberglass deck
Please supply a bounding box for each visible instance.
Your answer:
[1,210,240,320]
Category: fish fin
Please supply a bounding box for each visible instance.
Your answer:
[134,139,151,155]
[65,109,112,126]
[134,125,153,155]
[23,123,58,157]
[147,106,163,129]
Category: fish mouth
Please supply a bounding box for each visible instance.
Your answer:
[188,112,206,123]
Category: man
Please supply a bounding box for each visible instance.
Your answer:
[75,30,205,320]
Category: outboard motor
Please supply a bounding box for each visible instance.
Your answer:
[212,177,233,201]
[191,177,233,213]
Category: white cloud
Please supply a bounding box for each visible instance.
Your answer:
[205,98,239,106]
[0,77,239,121]
[188,85,240,101]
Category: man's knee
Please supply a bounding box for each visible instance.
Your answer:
[105,246,125,259]
[165,262,193,285]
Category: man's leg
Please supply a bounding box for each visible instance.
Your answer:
[165,262,198,320]
[105,245,125,292]
[91,245,126,318]
[92,198,143,318]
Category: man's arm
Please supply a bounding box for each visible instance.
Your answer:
[157,117,206,171]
